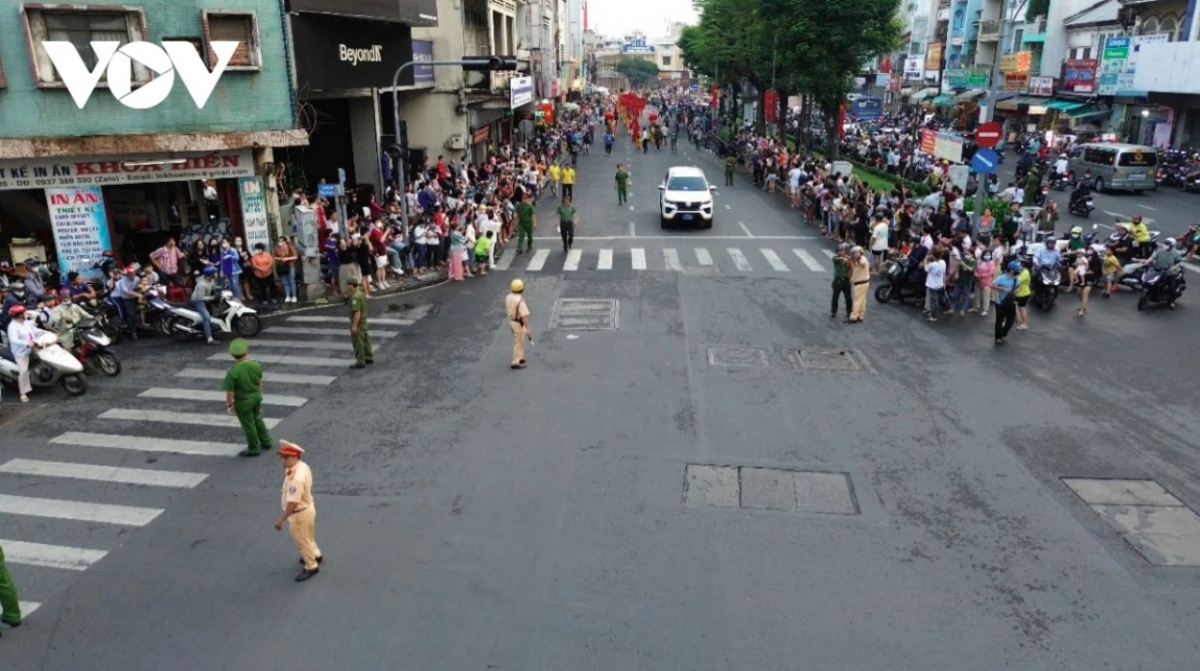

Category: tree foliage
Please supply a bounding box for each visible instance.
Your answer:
[615,57,661,85]
[680,0,902,156]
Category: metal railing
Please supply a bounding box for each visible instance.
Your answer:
[977,19,1000,40]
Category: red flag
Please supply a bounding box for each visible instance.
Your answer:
[710,85,719,109]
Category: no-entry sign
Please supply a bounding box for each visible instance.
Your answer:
[976,121,1002,148]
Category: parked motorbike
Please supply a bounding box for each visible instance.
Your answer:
[69,318,121,377]
[1137,267,1186,311]
[874,256,926,306]
[1183,173,1200,193]
[0,332,88,396]
[163,290,262,340]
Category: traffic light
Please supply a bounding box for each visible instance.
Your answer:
[461,56,518,72]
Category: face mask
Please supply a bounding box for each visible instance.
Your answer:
[983,255,992,261]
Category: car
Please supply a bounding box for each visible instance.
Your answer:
[659,166,716,228]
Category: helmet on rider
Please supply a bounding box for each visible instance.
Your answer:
[9,281,25,295]
[58,287,71,297]
[8,304,26,316]
[1115,222,1131,233]
[23,258,37,267]
[1165,237,1177,247]
[202,266,217,275]
[1070,226,1083,236]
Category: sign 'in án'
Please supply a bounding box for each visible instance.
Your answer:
[975,122,1002,148]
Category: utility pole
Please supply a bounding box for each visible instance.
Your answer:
[974,0,1025,226]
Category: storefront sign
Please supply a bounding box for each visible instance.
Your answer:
[1004,72,1029,92]
[510,76,533,108]
[1102,36,1130,61]
[472,125,490,144]
[945,67,989,88]
[239,177,271,252]
[924,43,943,71]
[286,0,438,27]
[1028,76,1055,96]
[920,129,937,155]
[1062,59,1097,94]
[290,15,415,90]
[46,186,112,282]
[412,40,435,86]
[1000,51,1032,73]
[904,58,923,81]
[933,133,964,163]
[0,150,254,192]
[1098,34,1165,97]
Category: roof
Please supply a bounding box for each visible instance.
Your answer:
[667,166,706,177]
[1065,0,1120,28]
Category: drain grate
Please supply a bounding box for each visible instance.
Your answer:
[684,464,858,515]
[387,302,440,319]
[707,347,769,367]
[789,349,867,372]
[549,299,619,330]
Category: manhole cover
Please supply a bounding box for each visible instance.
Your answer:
[790,349,865,372]
[683,266,721,276]
[549,298,619,330]
[707,347,769,367]
[1063,477,1200,566]
[684,464,858,515]
[521,277,560,292]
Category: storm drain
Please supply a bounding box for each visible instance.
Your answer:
[387,302,440,319]
[707,347,769,367]
[684,464,858,515]
[789,349,868,373]
[1063,478,1200,566]
[549,299,619,330]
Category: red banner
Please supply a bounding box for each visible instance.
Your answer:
[710,85,719,109]
[764,90,778,123]
[920,129,937,155]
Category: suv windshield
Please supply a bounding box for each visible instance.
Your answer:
[667,176,708,191]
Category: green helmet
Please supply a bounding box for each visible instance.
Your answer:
[1070,226,1083,235]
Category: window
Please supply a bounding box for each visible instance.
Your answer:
[1117,150,1156,167]
[202,10,261,70]
[1083,147,1115,166]
[661,55,672,66]
[21,5,148,87]
[1141,17,1159,35]
[1159,17,1178,41]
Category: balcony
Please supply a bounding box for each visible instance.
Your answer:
[938,8,951,21]
[1022,15,1046,43]
[977,19,1000,41]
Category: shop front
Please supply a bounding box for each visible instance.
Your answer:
[0,150,261,280]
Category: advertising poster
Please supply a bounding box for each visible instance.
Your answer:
[238,176,271,252]
[46,186,112,282]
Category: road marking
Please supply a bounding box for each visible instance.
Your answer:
[99,408,282,430]
[724,204,731,210]
[176,369,336,385]
[563,249,582,271]
[50,432,243,457]
[1137,204,1157,211]
[267,326,398,338]
[1,539,107,571]
[597,249,613,270]
[19,602,40,617]
[695,248,714,265]
[207,353,355,367]
[821,249,835,259]
[0,458,208,489]
[493,249,516,271]
[792,248,826,272]
[242,339,354,352]
[526,249,550,271]
[726,248,753,271]
[738,222,755,238]
[139,388,307,407]
[0,494,162,526]
[631,248,647,270]
[629,205,635,211]
[629,221,636,238]
[663,248,683,271]
[761,248,790,271]
[287,316,414,326]
[1184,261,1200,274]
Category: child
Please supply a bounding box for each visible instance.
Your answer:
[474,231,493,276]
[1102,247,1121,297]
[136,276,151,326]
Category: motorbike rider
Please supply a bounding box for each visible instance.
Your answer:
[21,259,46,303]
[1109,223,1135,264]
[0,282,29,331]
[5,304,49,403]
[1184,224,1200,260]
[109,265,144,336]
[190,266,218,344]
[1127,215,1153,259]
[49,287,91,350]
[65,271,97,302]
[1034,236,1062,274]
[1066,226,1087,253]
[1068,178,1091,212]
[1145,238,1185,309]
[1053,153,1070,184]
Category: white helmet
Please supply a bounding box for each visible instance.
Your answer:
[1165,237,1177,247]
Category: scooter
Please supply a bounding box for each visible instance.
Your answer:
[1068,195,1095,217]
[1031,261,1063,311]
[1137,266,1186,311]
[0,332,88,396]
[874,256,928,306]
[163,290,262,340]
[68,318,121,377]
[1049,172,1071,191]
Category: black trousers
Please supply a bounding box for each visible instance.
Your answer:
[560,223,575,250]
[994,302,1016,340]
[563,184,573,199]
[831,278,851,316]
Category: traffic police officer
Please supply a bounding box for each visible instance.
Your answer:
[347,277,373,369]
[506,279,531,369]
[274,440,322,582]
[224,338,271,458]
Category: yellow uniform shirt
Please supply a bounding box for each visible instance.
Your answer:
[562,167,576,185]
[282,461,315,513]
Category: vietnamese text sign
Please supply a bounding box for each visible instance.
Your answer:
[925,43,943,71]
[920,129,937,155]
[510,76,533,108]
[904,57,923,81]
[1099,34,1166,97]
[1028,76,1054,96]
[946,67,988,88]
[933,133,964,164]
[1000,51,1032,73]
[0,150,254,192]
[46,186,112,282]
[1062,58,1097,94]
[412,40,434,86]
[238,177,271,252]
[1004,72,1029,92]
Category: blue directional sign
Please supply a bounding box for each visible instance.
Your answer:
[318,183,339,198]
[971,148,999,174]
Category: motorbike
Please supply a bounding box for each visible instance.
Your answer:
[1049,172,1071,191]
[1137,266,1186,311]
[0,332,88,396]
[874,256,927,306]
[1030,260,1063,311]
[163,290,262,340]
[68,318,121,377]
[1068,195,1095,217]
[1183,173,1200,193]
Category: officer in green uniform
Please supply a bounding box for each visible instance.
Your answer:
[615,163,629,205]
[224,338,271,458]
[556,195,578,253]
[0,542,23,635]
[515,192,537,254]
[725,155,737,186]
[347,277,373,369]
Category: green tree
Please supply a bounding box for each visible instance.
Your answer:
[615,57,661,86]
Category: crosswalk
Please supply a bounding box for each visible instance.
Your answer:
[0,302,436,623]
[496,246,839,275]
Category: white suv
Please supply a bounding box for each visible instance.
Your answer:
[658,166,716,229]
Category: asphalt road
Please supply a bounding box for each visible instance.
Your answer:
[2,120,1200,670]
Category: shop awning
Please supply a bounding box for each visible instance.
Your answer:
[954,89,987,103]
[1064,104,1109,121]
[908,87,939,103]
[931,94,955,107]
[996,95,1049,111]
[1043,99,1089,112]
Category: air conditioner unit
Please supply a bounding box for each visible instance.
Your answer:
[517,48,531,60]
[446,134,467,150]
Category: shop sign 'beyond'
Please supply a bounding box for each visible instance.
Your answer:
[42,41,240,109]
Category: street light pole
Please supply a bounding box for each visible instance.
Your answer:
[974,0,1026,226]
